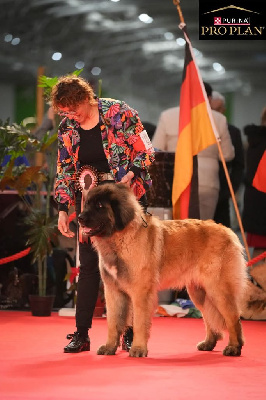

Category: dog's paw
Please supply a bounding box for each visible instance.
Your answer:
[197,340,216,351]
[129,345,148,358]
[223,345,242,356]
[97,344,117,355]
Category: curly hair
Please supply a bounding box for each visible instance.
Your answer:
[50,76,97,111]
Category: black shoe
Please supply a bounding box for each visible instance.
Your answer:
[121,326,133,351]
[64,332,90,353]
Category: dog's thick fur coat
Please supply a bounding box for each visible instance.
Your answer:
[78,183,248,357]
[241,263,266,320]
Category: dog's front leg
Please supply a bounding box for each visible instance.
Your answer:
[129,288,157,358]
[97,278,129,356]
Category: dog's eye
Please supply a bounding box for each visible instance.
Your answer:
[96,201,103,209]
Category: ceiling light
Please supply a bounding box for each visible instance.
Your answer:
[88,12,103,22]
[52,52,62,61]
[75,61,85,69]
[110,0,120,2]
[164,32,174,40]
[138,14,153,24]
[11,37,20,45]
[4,34,12,42]
[213,62,225,73]
[176,38,185,46]
[91,67,101,76]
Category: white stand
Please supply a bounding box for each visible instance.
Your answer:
[58,307,76,317]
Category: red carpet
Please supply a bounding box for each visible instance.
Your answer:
[0,311,265,400]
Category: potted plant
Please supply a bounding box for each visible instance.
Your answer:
[0,118,59,315]
[0,69,101,316]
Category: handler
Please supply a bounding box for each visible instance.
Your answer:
[51,75,155,353]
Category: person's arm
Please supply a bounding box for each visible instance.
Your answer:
[120,102,155,172]
[121,113,155,185]
[216,114,235,162]
[54,119,76,213]
[33,111,54,140]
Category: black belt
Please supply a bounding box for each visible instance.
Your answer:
[98,172,114,182]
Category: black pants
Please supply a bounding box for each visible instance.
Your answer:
[75,190,147,332]
[213,198,231,228]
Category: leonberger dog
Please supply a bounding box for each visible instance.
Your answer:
[241,263,266,320]
[78,183,248,358]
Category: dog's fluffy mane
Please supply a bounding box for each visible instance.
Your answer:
[83,183,144,234]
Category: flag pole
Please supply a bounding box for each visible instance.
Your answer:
[216,141,251,261]
[173,0,184,24]
[172,0,251,261]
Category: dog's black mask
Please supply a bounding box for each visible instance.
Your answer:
[78,183,136,237]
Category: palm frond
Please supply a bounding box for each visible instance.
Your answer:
[24,210,59,263]
[38,69,83,99]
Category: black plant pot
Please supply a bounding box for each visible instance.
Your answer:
[29,295,55,317]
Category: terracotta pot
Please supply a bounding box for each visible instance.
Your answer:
[29,295,55,317]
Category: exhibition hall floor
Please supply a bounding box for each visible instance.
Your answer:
[0,311,265,400]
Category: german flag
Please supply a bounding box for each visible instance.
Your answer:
[172,25,218,220]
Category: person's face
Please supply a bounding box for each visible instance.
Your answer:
[57,101,89,124]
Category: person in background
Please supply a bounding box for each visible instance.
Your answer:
[50,75,155,353]
[152,82,235,220]
[142,121,156,142]
[32,105,58,176]
[211,91,245,228]
[152,107,179,152]
[242,106,266,262]
[33,106,56,141]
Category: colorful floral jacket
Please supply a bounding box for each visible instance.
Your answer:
[54,98,155,210]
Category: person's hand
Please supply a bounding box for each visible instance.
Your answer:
[119,171,134,187]
[58,211,75,237]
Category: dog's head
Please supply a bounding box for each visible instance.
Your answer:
[78,183,137,237]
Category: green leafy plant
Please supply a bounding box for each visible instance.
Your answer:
[0,119,58,297]
[0,69,89,298]
[0,119,38,162]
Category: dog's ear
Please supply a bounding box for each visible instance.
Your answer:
[111,198,135,230]
[109,186,136,230]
